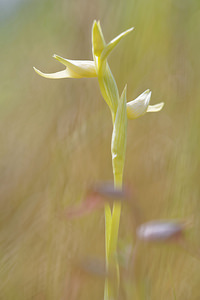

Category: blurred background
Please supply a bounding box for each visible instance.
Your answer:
[1,0,200,299]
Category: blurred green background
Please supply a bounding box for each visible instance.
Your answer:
[1,0,200,299]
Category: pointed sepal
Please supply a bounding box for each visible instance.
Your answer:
[101,27,134,61]
[92,20,106,57]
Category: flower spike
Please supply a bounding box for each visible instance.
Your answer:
[126,89,164,119]
[34,21,165,300]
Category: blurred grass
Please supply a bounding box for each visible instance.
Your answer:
[1,0,200,299]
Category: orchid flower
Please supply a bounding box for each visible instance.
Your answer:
[33,55,97,79]
[127,89,164,119]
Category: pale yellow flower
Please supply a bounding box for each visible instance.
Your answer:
[33,55,97,79]
[126,89,164,119]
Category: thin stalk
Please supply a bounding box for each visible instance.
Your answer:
[104,173,123,300]
[105,203,112,268]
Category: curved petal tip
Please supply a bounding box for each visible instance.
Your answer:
[33,66,70,79]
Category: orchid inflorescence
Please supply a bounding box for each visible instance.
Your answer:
[34,22,164,122]
[34,20,164,300]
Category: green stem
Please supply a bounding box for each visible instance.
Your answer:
[109,173,122,263]
[104,174,123,300]
[105,203,112,268]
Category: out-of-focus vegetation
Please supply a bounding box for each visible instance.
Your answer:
[1,0,200,299]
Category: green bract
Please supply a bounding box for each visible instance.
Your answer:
[111,86,127,180]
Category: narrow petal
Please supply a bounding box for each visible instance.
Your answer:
[53,55,97,77]
[33,67,80,79]
[101,27,134,61]
[147,102,164,112]
[126,89,151,119]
